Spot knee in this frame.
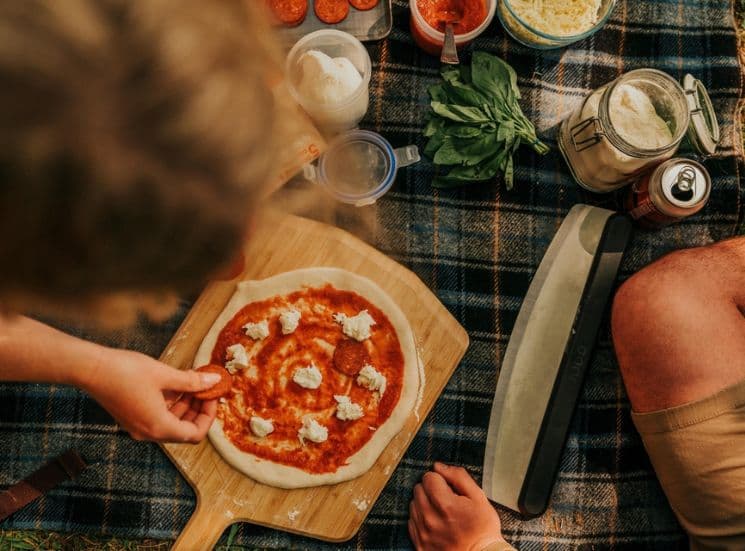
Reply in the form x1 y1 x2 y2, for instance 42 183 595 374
611 240 745 409
612 247 700 349
611 246 708 384
612 239 744 344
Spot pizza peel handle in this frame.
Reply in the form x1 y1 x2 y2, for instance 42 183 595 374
171 500 229 551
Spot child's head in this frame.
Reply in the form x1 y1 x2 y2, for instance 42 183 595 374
0 0 281 323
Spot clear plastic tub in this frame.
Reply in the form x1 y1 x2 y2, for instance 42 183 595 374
304 130 420 206
410 0 497 56
498 0 616 49
286 30 372 133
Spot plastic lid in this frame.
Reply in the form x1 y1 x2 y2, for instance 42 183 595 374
316 130 397 207
683 74 720 156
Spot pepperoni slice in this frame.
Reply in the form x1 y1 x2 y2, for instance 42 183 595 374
266 0 308 27
192 364 232 400
349 0 379 11
333 339 370 376
314 0 350 24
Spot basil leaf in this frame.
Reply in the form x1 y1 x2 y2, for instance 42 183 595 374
471 51 518 102
443 81 490 109
441 66 461 84
428 83 449 103
433 139 468 165
431 102 491 123
424 132 445 158
448 163 500 181
452 134 500 166
497 120 515 144
504 156 515 190
424 117 445 137
443 125 482 138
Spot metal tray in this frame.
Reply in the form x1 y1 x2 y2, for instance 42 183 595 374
277 0 393 44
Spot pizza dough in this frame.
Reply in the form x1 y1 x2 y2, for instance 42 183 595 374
194 267 419 488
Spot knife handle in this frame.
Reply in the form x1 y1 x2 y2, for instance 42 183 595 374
518 214 633 517
0 450 88 522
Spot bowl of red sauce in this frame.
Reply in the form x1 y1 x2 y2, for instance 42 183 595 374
411 0 496 56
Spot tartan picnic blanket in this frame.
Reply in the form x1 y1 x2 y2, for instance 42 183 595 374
1 0 744 549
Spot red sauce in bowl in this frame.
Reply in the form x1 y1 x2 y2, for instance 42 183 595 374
417 0 487 34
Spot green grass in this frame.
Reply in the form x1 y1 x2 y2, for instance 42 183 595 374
0 531 170 551
0 525 262 551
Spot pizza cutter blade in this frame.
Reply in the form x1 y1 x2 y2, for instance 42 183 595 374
482 204 632 516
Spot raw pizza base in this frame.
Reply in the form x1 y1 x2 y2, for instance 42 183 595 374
194 267 420 488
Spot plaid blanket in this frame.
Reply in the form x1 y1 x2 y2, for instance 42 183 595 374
1 0 743 549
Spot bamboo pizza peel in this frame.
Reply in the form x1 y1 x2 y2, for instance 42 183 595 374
160 212 469 549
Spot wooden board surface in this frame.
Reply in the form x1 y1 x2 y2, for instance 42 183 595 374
160 213 469 550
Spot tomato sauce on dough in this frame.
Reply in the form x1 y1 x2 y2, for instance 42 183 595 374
213 285 405 474
417 0 487 34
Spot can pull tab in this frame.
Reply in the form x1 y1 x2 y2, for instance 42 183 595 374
393 145 421 168
670 166 696 202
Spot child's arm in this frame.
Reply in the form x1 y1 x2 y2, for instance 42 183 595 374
0 315 220 442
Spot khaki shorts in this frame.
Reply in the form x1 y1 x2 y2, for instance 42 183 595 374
632 379 745 551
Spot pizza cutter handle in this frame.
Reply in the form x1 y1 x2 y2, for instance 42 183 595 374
172 500 230 551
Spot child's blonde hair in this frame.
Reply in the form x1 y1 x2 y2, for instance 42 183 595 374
0 0 282 324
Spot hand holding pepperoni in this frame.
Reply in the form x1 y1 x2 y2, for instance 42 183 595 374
193 364 232 400
82 349 221 443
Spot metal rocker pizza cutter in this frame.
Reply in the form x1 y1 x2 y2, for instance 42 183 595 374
482 204 633 516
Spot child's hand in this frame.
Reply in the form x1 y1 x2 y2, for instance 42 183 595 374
409 463 506 551
82 349 221 443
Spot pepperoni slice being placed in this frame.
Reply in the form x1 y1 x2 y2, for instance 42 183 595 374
192 364 232 400
266 0 308 27
333 338 371 376
349 0 379 11
314 0 350 24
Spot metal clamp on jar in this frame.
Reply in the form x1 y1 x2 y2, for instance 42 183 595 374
558 69 720 193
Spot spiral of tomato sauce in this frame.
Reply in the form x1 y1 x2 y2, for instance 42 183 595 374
212 285 405 474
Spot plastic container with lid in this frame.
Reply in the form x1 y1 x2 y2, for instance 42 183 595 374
286 30 372 133
558 69 720 193
410 0 496 57
304 130 420 206
498 0 616 49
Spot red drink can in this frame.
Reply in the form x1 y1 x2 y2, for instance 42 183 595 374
624 158 711 229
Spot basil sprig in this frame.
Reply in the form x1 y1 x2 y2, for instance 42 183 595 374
424 51 549 190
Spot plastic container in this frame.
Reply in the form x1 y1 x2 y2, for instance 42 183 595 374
304 130 420 206
498 0 616 49
286 30 372 133
410 0 497 56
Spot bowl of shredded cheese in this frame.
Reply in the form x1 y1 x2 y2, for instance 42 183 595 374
498 0 616 49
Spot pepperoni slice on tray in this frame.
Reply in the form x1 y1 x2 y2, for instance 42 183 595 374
266 0 308 27
333 338 371 376
349 0 379 10
192 364 232 400
314 0 350 24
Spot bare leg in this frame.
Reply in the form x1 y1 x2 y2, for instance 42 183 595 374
612 238 745 413
612 238 745 549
